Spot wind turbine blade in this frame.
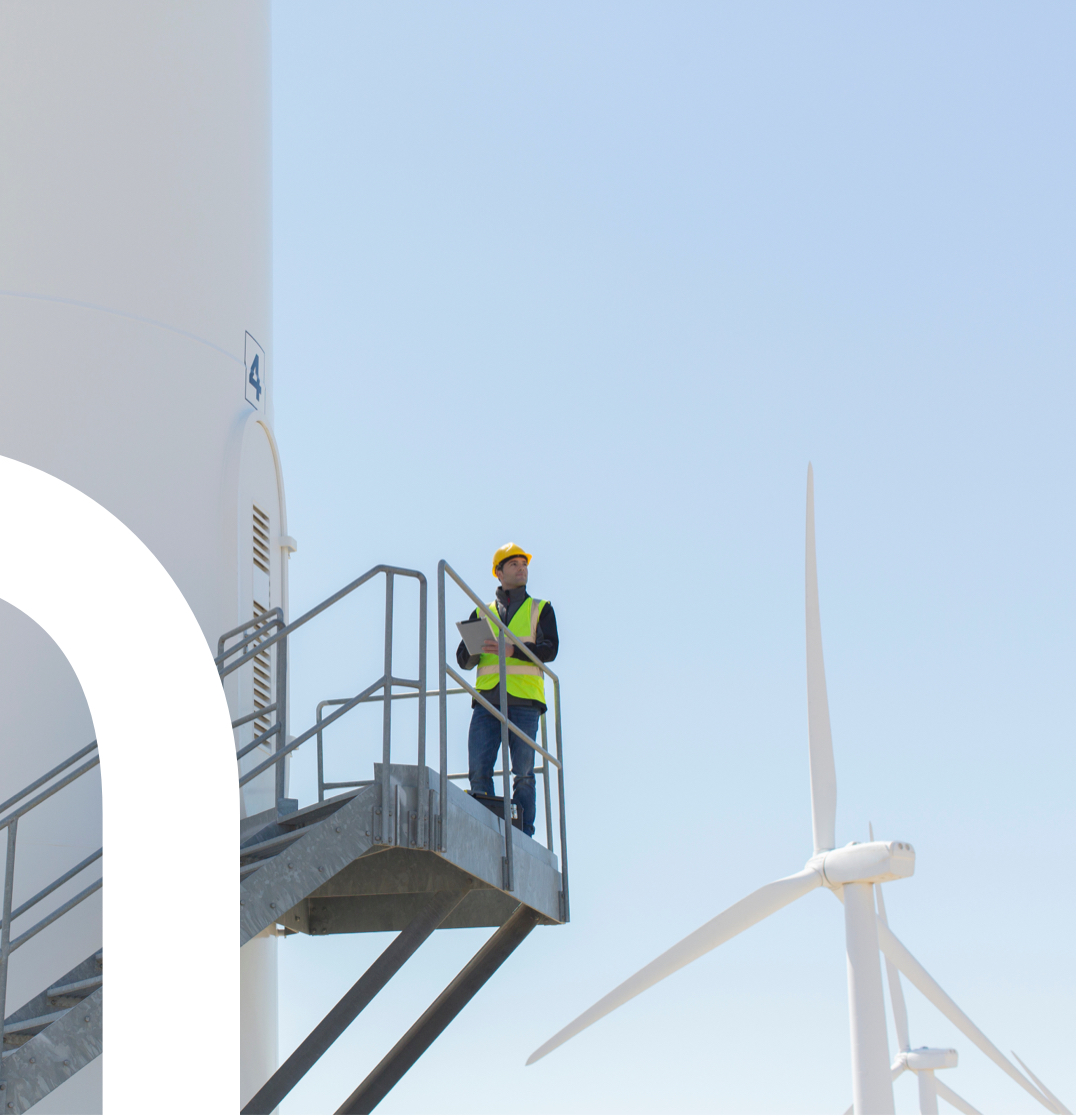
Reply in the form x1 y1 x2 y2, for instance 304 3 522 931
526 867 822 1065
874 881 911 1052
933 1078 982 1116
875 922 1060 1114
805 463 837 854
1012 1051 1072 1115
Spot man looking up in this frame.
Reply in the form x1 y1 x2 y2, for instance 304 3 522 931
456 543 559 838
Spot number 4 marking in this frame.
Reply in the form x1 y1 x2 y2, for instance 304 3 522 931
248 354 262 401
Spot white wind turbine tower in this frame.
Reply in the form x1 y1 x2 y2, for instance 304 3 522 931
842 843 977 1116
528 466 1067 1116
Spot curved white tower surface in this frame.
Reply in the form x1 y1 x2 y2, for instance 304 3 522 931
0 4 281 1110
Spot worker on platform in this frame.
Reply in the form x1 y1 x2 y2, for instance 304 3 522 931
456 543 559 838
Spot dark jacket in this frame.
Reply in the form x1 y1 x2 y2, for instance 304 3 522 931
456 586 559 712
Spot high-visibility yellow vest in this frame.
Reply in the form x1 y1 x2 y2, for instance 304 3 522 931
475 597 546 705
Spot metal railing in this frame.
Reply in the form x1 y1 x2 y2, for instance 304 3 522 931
219 559 569 920
437 561 569 918
218 606 288 802
217 565 429 846
0 741 103 1039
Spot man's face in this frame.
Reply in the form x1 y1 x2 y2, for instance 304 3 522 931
497 556 529 589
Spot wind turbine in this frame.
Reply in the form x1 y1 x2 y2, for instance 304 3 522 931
840 853 980 1116
856 858 1069 1116
527 466 1065 1116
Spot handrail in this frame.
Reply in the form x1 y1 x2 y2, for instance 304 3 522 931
0 755 102 833
219 607 289 803
217 564 425 676
437 560 569 920
216 606 283 660
221 564 428 848
442 666 559 767
221 558 568 921
0 742 103 1044
216 608 284 677
0 740 99 818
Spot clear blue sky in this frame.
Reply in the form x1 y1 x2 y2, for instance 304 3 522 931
270 4 1074 1113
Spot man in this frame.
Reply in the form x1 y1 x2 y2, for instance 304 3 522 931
456 542 559 838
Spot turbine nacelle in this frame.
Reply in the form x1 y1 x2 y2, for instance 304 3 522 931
809 840 916 888
901 1047 958 1072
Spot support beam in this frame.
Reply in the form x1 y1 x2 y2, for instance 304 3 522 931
241 890 468 1115
336 904 541 1115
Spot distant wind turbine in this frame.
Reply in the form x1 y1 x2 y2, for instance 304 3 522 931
528 466 1066 1116
839 839 980 1116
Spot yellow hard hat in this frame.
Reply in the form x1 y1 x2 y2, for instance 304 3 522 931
492 542 532 577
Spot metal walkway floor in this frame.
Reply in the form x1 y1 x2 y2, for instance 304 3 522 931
241 763 563 945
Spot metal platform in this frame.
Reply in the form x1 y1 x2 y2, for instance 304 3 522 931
245 763 562 940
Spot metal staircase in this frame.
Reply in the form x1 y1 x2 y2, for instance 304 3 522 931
0 558 569 1115
1 744 103 1115
225 561 569 1114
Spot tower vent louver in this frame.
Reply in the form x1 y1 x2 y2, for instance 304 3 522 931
253 504 271 574
252 503 273 743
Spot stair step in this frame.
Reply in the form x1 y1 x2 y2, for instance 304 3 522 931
47 975 102 998
3 1009 67 1036
275 792 357 831
240 829 305 862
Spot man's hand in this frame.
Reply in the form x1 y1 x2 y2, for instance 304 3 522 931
481 639 501 654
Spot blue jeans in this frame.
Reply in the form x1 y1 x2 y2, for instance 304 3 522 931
468 703 540 837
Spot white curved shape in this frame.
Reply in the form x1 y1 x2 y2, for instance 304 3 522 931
805 464 837 854
526 867 822 1065
876 922 1059 1114
0 457 236 1113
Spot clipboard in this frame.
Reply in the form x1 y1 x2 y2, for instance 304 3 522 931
456 618 492 656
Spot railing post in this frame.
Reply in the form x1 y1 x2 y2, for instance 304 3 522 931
0 819 18 1043
381 572 394 844
553 679 569 921
437 562 449 853
316 704 326 804
275 615 288 808
540 715 554 851
416 575 428 850
498 627 513 892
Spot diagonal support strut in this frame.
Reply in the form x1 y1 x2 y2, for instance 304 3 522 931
241 889 469 1116
336 903 541 1115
